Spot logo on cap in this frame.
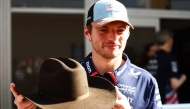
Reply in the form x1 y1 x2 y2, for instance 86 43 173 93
87 16 91 21
106 4 118 12
97 20 107 26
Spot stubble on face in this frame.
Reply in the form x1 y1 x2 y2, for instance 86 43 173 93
92 40 121 59
90 23 129 59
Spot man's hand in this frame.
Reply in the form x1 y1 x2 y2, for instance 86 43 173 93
112 86 131 109
10 83 36 109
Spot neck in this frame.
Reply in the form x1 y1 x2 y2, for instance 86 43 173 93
158 45 170 53
91 53 125 75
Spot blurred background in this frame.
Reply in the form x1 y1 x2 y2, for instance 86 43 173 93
1 0 190 108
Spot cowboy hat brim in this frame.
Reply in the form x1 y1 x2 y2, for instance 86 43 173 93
16 76 116 109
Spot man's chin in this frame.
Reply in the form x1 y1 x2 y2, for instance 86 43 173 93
101 53 121 59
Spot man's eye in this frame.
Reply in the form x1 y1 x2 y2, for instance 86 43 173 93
100 29 108 32
117 29 124 33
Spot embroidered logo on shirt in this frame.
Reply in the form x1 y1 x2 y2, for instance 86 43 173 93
116 64 127 76
128 69 141 78
117 83 136 96
171 61 178 73
86 61 91 73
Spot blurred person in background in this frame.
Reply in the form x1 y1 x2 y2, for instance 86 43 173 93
138 42 157 68
145 30 187 104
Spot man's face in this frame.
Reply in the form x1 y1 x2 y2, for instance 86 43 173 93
168 37 173 52
147 45 157 58
89 21 130 59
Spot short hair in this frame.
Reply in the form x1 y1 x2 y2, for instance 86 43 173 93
87 24 92 34
154 30 173 45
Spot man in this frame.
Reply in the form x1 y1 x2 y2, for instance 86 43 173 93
10 0 162 108
138 42 157 68
145 30 187 104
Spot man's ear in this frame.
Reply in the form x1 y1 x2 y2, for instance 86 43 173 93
165 38 171 44
84 26 91 41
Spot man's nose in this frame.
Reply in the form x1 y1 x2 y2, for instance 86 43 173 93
108 30 118 40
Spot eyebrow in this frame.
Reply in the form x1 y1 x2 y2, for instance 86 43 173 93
100 25 127 29
118 25 127 28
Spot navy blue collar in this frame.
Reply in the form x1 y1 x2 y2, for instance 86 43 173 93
81 53 129 84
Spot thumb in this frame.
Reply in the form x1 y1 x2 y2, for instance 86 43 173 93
10 83 20 98
115 86 127 100
114 86 131 109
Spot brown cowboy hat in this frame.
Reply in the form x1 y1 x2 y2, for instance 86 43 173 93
15 57 116 109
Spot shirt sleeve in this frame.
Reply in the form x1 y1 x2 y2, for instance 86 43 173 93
147 78 163 109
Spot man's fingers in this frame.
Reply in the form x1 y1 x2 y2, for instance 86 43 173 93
10 83 20 97
28 104 37 109
10 83 35 109
14 95 35 109
18 100 36 109
114 86 131 109
115 86 127 100
14 95 25 105
23 102 37 109
15 96 35 109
